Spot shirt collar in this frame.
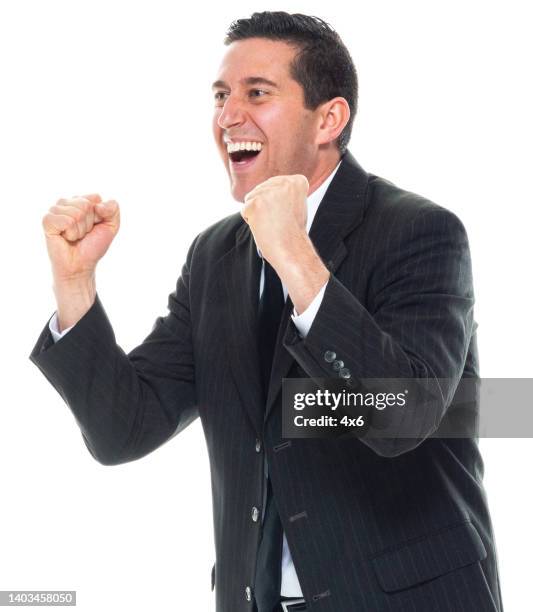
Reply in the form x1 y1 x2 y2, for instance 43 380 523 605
256 159 342 258
305 159 342 234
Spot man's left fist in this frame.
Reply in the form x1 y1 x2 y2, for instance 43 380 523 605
241 174 309 266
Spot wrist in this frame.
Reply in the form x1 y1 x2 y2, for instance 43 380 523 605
269 229 312 270
274 244 330 315
53 275 96 332
53 273 95 297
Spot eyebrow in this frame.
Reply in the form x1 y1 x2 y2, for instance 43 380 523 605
211 76 279 90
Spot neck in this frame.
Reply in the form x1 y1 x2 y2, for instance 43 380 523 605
307 151 342 196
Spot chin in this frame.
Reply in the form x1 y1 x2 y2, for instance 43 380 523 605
228 179 244 203
229 177 255 203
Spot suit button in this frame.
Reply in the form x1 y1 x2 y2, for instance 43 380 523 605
324 350 336 363
255 439 262 453
251 506 259 522
245 586 252 601
339 367 351 379
332 359 344 371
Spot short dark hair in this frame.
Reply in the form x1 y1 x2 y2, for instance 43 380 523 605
224 11 358 154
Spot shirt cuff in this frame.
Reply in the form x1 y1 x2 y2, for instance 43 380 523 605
290 281 327 338
49 312 74 343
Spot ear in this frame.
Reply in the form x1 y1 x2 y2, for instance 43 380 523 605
315 97 351 146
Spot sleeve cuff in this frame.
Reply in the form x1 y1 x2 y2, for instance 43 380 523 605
290 281 327 338
49 312 74 343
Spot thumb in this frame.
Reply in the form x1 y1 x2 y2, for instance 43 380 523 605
95 200 119 219
95 200 120 230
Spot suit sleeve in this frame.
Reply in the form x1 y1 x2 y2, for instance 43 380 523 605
282 208 475 457
29 237 199 466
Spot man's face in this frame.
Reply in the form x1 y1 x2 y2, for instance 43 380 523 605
212 38 321 202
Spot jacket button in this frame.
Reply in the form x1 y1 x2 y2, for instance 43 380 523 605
339 367 351 379
251 506 260 522
255 439 262 453
245 586 252 601
332 359 344 371
324 350 336 363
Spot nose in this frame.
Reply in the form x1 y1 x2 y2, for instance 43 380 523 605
217 94 246 130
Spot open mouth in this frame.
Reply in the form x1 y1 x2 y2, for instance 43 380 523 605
227 141 263 168
229 149 261 163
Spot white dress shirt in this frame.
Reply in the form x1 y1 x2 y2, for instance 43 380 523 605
48 160 341 597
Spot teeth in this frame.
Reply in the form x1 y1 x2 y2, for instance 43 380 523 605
226 141 262 154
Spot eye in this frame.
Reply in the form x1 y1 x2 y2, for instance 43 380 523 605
250 89 267 98
214 91 229 105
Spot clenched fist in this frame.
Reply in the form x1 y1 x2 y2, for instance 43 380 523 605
42 193 120 331
43 193 120 283
241 174 330 316
241 174 309 267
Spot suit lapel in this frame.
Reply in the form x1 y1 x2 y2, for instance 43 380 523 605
264 152 370 422
218 222 265 434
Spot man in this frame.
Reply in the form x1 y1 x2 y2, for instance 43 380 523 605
30 11 502 612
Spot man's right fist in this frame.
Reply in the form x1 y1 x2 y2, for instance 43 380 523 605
42 193 120 282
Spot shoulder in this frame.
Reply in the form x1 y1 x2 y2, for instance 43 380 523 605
365 173 468 241
185 211 244 267
197 211 243 250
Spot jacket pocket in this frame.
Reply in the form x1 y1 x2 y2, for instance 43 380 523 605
371 520 487 593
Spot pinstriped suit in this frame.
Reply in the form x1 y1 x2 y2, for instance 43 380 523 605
30 152 502 611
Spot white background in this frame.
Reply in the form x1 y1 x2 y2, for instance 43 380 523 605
1 1 531 610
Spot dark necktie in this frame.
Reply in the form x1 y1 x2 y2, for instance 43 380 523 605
258 259 285 394
255 258 285 612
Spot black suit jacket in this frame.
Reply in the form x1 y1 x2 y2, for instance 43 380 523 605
30 152 502 611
